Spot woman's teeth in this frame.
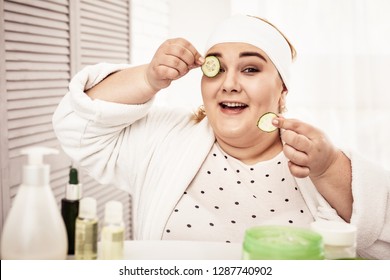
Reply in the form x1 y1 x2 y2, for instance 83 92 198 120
220 102 248 109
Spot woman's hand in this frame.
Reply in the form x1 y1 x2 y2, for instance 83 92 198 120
146 38 204 91
273 116 353 221
272 116 339 179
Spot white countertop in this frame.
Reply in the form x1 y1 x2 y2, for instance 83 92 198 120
99 240 243 260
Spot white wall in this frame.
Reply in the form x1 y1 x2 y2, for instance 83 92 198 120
131 0 170 64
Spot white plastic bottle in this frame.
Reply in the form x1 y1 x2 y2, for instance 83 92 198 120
310 220 357 259
75 197 98 260
101 201 125 260
1 147 68 259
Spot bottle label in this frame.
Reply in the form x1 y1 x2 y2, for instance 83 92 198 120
75 220 98 260
101 227 124 260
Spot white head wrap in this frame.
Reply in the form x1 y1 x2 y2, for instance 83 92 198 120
204 15 292 90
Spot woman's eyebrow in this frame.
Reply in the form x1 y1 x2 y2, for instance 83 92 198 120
239 51 268 63
206 52 222 58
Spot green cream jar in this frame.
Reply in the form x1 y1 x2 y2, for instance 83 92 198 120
243 226 325 260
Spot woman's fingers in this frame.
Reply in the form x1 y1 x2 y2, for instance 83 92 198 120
147 38 203 90
287 161 310 178
283 143 309 167
273 116 337 178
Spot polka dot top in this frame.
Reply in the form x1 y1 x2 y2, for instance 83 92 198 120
162 142 314 243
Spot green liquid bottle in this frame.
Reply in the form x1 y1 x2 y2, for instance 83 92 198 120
242 225 324 260
75 197 98 260
101 201 125 260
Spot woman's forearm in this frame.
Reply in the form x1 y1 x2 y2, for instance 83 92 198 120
86 64 157 104
310 150 353 222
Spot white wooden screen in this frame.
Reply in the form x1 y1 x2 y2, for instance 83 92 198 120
0 0 135 240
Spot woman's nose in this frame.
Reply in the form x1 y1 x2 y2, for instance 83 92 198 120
222 71 241 93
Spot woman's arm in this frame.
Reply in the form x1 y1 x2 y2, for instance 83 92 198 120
86 38 204 104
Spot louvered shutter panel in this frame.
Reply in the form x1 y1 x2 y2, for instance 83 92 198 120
1 0 132 240
3 0 73 222
79 0 131 66
77 0 132 239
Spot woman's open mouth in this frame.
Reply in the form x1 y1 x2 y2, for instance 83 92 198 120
219 102 248 113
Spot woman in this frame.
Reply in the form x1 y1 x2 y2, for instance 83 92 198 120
53 15 390 259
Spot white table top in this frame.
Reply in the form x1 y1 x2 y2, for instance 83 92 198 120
100 240 243 260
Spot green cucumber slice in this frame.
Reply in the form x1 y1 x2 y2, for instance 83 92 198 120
201 56 220 77
257 112 278 132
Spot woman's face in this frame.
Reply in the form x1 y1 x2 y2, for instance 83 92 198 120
201 42 285 147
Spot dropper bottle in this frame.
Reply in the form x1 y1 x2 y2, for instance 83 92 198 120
75 197 98 260
101 200 125 259
1 146 68 259
61 166 82 255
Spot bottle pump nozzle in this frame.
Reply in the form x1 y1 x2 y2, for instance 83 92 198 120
20 146 59 186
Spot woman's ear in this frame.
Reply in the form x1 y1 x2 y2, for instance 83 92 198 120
279 88 288 113
282 84 288 95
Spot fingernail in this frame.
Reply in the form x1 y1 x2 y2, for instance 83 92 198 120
272 118 279 125
198 56 205 64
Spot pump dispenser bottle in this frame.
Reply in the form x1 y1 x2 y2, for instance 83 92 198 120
101 200 125 259
75 197 98 260
1 146 68 259
61 167 82 255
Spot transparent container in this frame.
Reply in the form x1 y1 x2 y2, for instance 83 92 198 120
310 220 357 260
242 226 324 260
101 201 125 260
75 197 98 260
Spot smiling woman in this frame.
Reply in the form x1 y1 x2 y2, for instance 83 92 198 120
52 14 390 259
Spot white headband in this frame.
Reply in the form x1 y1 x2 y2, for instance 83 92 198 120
204 15 292 90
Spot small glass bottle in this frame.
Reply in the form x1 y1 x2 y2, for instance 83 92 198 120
101 201 125 260
242 225 324 260
310 220 357 259
75 197 98 260
61 167 82 255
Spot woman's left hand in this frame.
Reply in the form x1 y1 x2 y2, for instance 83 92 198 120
272 116 340 179
272 116 353 221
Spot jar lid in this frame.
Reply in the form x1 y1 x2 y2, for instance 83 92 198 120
243 225 324 260
310 220 356 246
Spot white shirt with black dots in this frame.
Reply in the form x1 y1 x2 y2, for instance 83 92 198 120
162 142 314 243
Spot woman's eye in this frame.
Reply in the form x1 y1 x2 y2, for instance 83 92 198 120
243 67 259 73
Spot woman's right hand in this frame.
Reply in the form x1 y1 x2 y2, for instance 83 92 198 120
145 38 204 91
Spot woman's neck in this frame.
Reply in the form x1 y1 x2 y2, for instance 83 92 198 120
215 133 283 165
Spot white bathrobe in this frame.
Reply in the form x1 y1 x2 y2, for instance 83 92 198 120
52 63 390 259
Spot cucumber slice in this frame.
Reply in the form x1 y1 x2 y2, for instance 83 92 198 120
257 112 278 132
201 56 220 77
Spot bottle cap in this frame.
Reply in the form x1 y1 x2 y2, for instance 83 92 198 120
65 167 82 200
79 197 97 220
310 220 357 246
20 146 58 186
69 167 79 184
104 201 123 224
